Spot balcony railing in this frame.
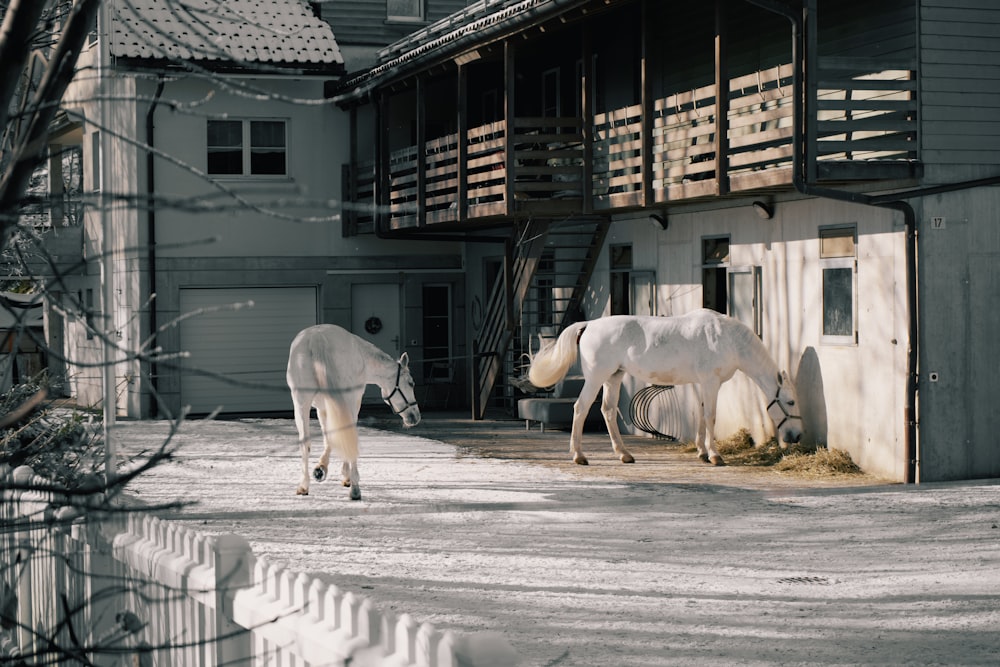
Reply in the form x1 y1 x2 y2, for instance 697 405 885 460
348 61 917 233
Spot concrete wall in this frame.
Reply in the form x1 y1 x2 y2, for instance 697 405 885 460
914 185 1000 481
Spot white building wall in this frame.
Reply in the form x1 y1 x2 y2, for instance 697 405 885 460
606 198 911 480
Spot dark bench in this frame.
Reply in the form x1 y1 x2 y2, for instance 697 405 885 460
517 375 606 432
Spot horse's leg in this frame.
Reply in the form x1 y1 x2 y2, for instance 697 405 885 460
319 394 362 500
693 385 709 462
601 372 634 463
340 426 361 501
569 378 604 465
292 392 312 495
312 401 331 483
700 380 725 466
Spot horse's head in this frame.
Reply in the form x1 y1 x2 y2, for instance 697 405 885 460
768 371 802 447
383 352 421 427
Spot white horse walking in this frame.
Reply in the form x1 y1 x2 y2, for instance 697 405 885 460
527 309 802 466
286 324 421 500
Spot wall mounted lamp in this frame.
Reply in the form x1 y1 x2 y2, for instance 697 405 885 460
649 213 668 230
752 201 774 220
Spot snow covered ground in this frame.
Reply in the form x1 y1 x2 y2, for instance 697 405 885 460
114 417 1000 666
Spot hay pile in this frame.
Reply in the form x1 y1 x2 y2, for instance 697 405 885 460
684 428 862 477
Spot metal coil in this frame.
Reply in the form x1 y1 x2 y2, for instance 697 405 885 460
629 385 681 441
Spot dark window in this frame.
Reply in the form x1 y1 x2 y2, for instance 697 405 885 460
536 249 555 326
422 285 450 380
207 120 242 175
250 121 286 175
610 244 633 315
207 119 287 176
387 0 422 20
823 268 853 337
90 131 101 192
701 236 730 314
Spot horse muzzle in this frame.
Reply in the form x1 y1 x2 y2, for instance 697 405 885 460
781 428 802 446
401 407 421 428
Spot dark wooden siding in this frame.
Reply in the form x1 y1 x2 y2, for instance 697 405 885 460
318 0 472 47
921 0 1000 165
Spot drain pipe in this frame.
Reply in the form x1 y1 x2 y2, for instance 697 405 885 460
145 76 165 417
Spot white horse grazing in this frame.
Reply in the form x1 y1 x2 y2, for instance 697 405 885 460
286 324 421 500
527 309 802 466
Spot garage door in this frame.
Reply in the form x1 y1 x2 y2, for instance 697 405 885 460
179 287 317 414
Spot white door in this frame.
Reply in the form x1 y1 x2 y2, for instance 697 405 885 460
351 284 401 404
179 287 317 414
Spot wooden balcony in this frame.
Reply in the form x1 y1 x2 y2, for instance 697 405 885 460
347 60 918 234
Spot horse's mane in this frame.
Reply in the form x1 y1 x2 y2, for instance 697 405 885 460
350 334 396 368
721 315 780 382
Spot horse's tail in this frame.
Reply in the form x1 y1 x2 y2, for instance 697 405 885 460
310 354 361 461
528 321 587 388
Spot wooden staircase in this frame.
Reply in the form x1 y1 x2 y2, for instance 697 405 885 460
472 216 610 419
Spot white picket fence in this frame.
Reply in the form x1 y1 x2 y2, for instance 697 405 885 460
0 464 514 666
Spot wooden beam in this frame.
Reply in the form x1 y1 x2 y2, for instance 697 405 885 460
375 91 389 233
641 0 654 207
806 0 819 184
714 0 730 196
416 76 426 227
504 40 515 217
582 21 593 215
457 64 469 222
344 106 358 236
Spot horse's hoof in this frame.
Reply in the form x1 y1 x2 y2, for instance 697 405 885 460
296 487 309 496
349 487 361 501
620 452 635 464
573 454 589 465
342 479 352 487
699 453 710 463
709 455 726 466
313 465 327 482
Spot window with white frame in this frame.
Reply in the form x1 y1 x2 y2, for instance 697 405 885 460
207 119 287 176
387 0 423 21
820 225 857 344
729 266 761 336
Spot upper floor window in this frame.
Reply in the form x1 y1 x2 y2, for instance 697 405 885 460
387 0 423 21
207 119 287 176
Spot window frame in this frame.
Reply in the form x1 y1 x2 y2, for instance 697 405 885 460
701 234 730 314
819 225 858 346
206 118 289 178
728 265 762 337
386 0 424 23
630 270 657 316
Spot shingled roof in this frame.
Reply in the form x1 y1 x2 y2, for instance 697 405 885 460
110 0 344 73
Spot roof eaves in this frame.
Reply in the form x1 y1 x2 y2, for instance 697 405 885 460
332 0 590 104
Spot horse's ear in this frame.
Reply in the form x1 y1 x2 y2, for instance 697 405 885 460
777 371 783 386
399 352 409 368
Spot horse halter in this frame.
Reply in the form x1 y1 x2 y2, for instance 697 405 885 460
766 384 801 431
383 362 419 415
